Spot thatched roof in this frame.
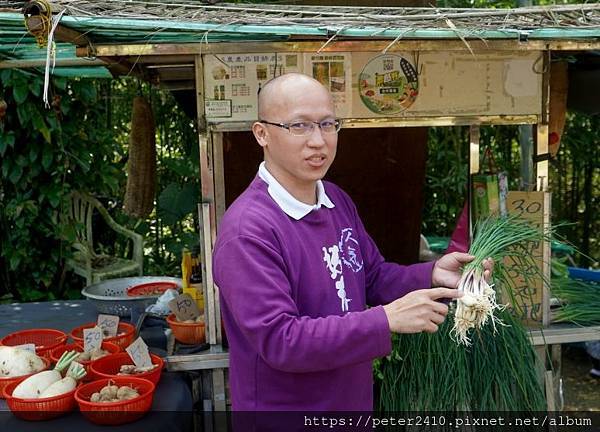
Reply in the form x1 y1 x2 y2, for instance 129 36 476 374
5 1 600 29
3 1 600 40
0 2 599 80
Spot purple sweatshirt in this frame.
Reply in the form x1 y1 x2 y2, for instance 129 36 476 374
213 176 434 411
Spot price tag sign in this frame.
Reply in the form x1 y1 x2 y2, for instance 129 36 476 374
168 293 201 321
83 326 103 352
97 314 120 337
126 337 152 368
504 191 547 324
16 344 36 353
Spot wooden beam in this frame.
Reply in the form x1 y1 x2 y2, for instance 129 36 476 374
208 115 539 132
77 40 555 58
529 324 600 346
0 58 106 69
153 66 195 82
165 352 229 371
25 16 152 81
159 80 195 91
84 40 600 57
96 56 153 81
125 55 196 65
26 15 89 46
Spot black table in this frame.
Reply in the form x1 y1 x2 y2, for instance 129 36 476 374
0 300 195 431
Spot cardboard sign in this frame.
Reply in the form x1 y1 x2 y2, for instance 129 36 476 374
126 337 152 368
168 293 201 322
97 314 120 337
504 191 548 324
15 344 36 353
83 326 103 352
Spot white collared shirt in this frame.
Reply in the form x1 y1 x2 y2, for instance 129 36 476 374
258 161 335 220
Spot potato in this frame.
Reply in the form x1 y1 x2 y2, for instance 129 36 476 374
99 384 119 400
116 385 139 400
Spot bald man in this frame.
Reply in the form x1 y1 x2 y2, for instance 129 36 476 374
213 73 488 411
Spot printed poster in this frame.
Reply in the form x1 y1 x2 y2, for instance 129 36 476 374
303 52 352 118
357 54 419 115
204 53 301 122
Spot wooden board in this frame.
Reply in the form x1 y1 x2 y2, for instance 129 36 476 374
203 51 543 122
504 191 550 325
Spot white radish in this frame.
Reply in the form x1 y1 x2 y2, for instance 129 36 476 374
11 350 81 399
12 369 62 398
39 376 77 398
0 346 45 377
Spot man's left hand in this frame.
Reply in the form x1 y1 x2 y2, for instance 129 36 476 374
431 252 494 289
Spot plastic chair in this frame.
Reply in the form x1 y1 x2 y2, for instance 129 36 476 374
64 192 143 286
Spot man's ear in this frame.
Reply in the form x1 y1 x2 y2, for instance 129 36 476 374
252 122 268 148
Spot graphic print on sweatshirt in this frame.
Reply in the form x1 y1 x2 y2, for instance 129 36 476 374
322 228 364 312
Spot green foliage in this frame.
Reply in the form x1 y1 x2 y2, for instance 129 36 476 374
0 73 199 301
422 125 520 236
423 120 597 268
158 183 198 226
0 70 124 300
422 127 469 235
550 113 599 268
103 79 200 277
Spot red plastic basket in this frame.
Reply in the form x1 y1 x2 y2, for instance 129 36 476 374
2 377 78 421
89 352 163 385
50 342 120 381
166 314 206 345
0 357 51 400
127 281 178 297
70 322 135 351
74 377 155 426
0 329 68 361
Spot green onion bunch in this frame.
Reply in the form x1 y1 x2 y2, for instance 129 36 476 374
552 273 600 326
377 309 546 415
453 214 553 345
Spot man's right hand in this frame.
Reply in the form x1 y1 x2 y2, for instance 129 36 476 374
382 288 462 334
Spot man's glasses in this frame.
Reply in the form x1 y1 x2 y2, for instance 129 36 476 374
259 119 342 136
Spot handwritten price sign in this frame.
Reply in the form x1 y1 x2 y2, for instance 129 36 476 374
97 314 120 337
168 293 201 321
504 191 548 325
126 337 152 368
83 326 103 352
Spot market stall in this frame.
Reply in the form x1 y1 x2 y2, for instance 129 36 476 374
0 297 195 430
1 0 599 419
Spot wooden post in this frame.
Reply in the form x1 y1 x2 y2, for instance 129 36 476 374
468 124 480 238
469 125 480 175
195 53 228 412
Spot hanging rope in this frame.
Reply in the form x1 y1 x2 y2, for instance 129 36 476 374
23 0 52 48
42 9 66 109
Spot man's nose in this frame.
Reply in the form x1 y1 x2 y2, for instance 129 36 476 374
307 124 326 147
